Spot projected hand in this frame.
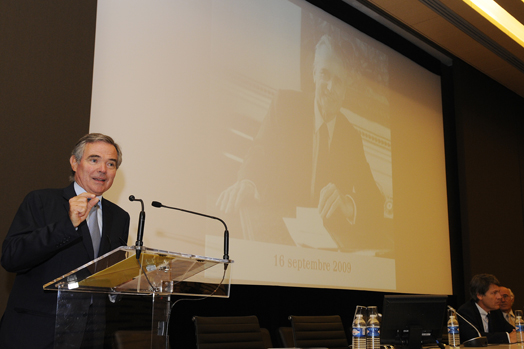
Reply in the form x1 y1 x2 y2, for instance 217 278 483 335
216 180 257 214
318 183 354 220
69 192 99 228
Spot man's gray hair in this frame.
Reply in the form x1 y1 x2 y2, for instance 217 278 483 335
69 133 122 181
313 34 352 78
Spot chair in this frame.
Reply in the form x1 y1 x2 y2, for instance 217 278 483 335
113 330 152 349
278 326 294 347
289 315 349 349
260 327 274 348
193 315 268 349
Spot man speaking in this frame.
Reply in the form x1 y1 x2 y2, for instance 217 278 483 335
0 133 130 348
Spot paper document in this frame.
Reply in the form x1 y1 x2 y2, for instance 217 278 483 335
283 207 338 249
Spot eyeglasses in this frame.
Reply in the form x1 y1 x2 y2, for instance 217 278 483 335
501 294 513 299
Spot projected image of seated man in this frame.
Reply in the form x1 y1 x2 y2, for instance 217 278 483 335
216 34 389 253
458 273 516 344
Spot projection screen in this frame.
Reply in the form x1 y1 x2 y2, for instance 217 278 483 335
90 0 452 295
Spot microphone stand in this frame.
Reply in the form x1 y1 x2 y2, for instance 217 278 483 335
129 195 146 260
151 201 230 264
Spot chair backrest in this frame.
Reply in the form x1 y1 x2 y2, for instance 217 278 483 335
193 315 267 349
289 315 349 349
260 327 274 348
113 330 152 349
278 326 294 347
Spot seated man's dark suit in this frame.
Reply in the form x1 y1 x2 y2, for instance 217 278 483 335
238 89 388 251
0 183 130 348
457 299 515 344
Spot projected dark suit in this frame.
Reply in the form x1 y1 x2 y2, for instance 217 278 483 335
0 183 130 348
237 89 386 250
457 299 515 344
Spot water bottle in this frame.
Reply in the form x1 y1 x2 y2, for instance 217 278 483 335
515 310 524 343
366 306 380 349
447 309 460 347
352 313 367 349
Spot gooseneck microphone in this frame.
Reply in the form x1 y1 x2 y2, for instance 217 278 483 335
448 305 488 347
151 201 230 263
129 195 146 259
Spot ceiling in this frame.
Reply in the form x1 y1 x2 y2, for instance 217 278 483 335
343 0 524 99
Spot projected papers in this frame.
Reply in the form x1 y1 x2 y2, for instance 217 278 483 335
283 207 338 250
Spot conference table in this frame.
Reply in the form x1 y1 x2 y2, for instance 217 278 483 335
267 343 524 349
423 345 524 349
268 345 524 349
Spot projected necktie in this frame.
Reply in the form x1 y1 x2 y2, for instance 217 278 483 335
313 122 330 202
88 205 101 258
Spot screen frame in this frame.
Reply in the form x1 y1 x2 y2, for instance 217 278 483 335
89 0 452 295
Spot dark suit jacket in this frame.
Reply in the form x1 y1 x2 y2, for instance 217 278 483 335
238 90 387 250
457 299 515 344
0 183 130 348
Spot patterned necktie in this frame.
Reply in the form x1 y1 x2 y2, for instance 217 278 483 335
88 205 101 257
313 122 330 202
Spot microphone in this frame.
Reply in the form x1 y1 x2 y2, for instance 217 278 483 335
448 305 488 347
129 195 146 259
151 201 230 264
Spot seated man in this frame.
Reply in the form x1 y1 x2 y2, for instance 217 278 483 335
458 274 516 344
499 286 516 326
215 34 387 252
